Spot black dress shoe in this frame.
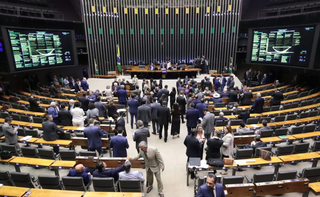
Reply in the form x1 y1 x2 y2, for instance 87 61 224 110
164 139 167 142
159 136 162 139
152 132 156 135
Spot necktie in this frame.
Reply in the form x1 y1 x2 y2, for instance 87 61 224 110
212 188 215 197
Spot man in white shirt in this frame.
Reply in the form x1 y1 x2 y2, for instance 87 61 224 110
70 102 85 127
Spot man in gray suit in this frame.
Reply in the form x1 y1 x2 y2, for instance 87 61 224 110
94 97 106 117
133 120 150 153
42 115 65 141
150 98 160 135
137 99 151 127
2 117 19 150
201 108 215 139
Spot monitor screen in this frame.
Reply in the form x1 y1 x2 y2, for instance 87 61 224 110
5 28 76 71
249 26 316 67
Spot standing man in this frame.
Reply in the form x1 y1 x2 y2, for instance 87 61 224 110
150 98 161 135
117 85 128 107
201 108 215 139
94 97 107 117
109 126 129 157
114 114 127 137
206 130 223 160
186 103 199 135
81 77 89 91
84 119 106 156
177 91 186 123
137 99 151 128
42 115 64 141
130 141 165 197
87 91 96 103
49 82 59 98
197 173 225 197
78 93 89 111
157 101 171 142
128 94 139 129
3 117 19 151
251 93 265 113
28 93 41 112
272 89 284 106
195 99 207 118
58 103 72 126
133 120 150 153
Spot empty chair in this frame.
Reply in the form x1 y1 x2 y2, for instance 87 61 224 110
290 126 304 135
286 114 297 121
223 176 244 185
252 172 274 183
20 115 30 122
293 142 310 154
38 175 63 189
304 124 316 133
283 104 292 110
234 148 253 159
274 128 288 136
276 145 294 156
259 117 271 123
270 106 280 111
38 148 56 159
229 119 243 126
291 102 299 108
62 176 90 191
246 118 259 124
25 129 39 137
79 151 97 157
118 179 143 192
11 114 20 121
1 144 19 156
299 91 308 98
21 147 38 158
33 117 43 123
254 147 272 158
92 177 116 192
59 150 77 161
11 172 36 188
215 103 225 108
299 167 320 183
276 170 297 181
17 128 26 136
260 129 273 138
311 141 320 152
309 110 319 117
18 105 28 110
215 120 228 127
286 94 298 100
75 133 85 137
262 106 270 112
0 171 13 186
1 112 10 119
222 110 232 115
300 101 309 107
299 112 309 119
274 115 286 122
314 97 320 104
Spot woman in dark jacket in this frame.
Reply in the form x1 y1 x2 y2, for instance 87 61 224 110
171 103 181 138
169 87 176 109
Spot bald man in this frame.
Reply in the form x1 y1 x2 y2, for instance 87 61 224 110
67 164 93 185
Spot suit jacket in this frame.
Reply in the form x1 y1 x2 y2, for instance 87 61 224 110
67 167 92 185
42 120 63 141
251 97 264 113
117 88 127 104
58 109 72 126
184 135 202 158
95 101 107 117
240 92 253 105
49 85 58 97
272 91 284 106
252 141 267 150
92 165 124 182
128 98 139 114
228 80 234 89
196 103 207 118
206 137 223 159
3 123 18 145
157 106 171 125
151 102 161 120
74 83 81 92
28 98 41 112
177 96 186 114
81 80 89 91
229 91 238 102
186 108 200 128
202 112 215 135
109 134 129 157
215 116 228 124
204 81 212 90
238 111 250 124
197 183 225 197
137 105 151 123
115 118 127 136
84 125 104 149
133 146 164 173
78 97 89 111
133 127 150 151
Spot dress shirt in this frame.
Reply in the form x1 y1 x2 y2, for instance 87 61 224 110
71 107 85 122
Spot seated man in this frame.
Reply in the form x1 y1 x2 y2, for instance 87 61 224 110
92 161 124 182
236 122 251 135
197 173 224 197
244 136 267 152
214 112 228 124
238 108 250 124
67 164 93 185
119 160 144 185
255 119 271 135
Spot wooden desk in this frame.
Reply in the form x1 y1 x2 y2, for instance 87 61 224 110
250 83 273 90
71 137 110 148
34 138 72 147
0 185 29 196
27 122 43 129
17 99 50 107
126 68 201 79
234 135 255 145
84 192 143 197
1 136 39 143
75 157 145 169
279 152 320 167
7 108 46 117
252 85 289 94
27 188 84 197
225 183 255 197
50 160 76 176
262 90 299 99
100 124 115 132
9 157 55 172
254 178 309 196
261 135 296 144
225 157 283 176
63 126 85 131
292 131 320 141
309 182 320 195
113 193 143 197
282 92 320 104
20 91 70 102
0 156 16 164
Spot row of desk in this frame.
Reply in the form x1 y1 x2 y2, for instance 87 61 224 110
0 186 142 197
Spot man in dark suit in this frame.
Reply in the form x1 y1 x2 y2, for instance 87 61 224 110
261 73 267 85
214 78 221 91
81 77 89 91
238 108 250 124
133 120 150 153
49 82 59 98
113 113 127 137
58 103 72 126
84 119 106 156
272 89 284 106
227 76 235 90
186 103 199 135
92 161 124 182
214 112 228 124
78 93 89 111
74 79 81 92
177 91 186 123
137 99 151 128
109 126 129 157
28 93 41 112
204 78 212 91
149 63 155 70
117 85 128 107
150 98 160 134
197 173 225 197
157 101 171 142
195 99 207 118
244 136 267 153
220 74 227 90
94 97 106 117
206 130 223 160
128 94 139 129
251 93 264 113
184 128 203 161
228 88 238 103
240 89 253 106
42 115 64 141
67 164 92 186
176 77 181 90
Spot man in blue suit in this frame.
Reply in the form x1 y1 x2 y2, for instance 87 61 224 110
67 164 93 186
109 126 129 157
81 77 89 91
149 63 155 70
186 103 199 135
220 74 227 91
128 94 139 129
214 78 221 91
195 99 207 118
251 93 265 113
197 174 225 197
84 119 107 156
214 112 228 124
117 85 128 107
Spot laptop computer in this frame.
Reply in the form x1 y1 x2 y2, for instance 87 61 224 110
189 157 201 166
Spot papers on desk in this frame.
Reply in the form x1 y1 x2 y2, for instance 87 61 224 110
234 160 256 165
117 109 126 113
188 159 209 168
250 124 259 129
20 136 32 141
